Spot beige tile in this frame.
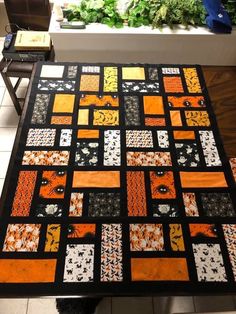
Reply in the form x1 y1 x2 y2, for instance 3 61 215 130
1 87 27 107
0 77 19 89
153 296 194 314
19 78 30 88
0 128 17 151
27 299 58 314
11 77 18 86
0 178 4 197
0 106 19 127
0 151 11 178
112 297 153 314
16 86 27 99
1 89 13 107
95 297 111 314
0 86 5 104
0 298 28 314
0 74 4 87
194 295 235 313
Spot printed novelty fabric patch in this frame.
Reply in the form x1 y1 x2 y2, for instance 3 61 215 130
0 62 235 297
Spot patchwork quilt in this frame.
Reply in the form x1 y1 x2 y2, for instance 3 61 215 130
0 62 235 296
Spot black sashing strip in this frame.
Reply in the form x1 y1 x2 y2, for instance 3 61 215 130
94 222 102 283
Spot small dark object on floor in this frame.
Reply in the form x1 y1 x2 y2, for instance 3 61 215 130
56 298 102 314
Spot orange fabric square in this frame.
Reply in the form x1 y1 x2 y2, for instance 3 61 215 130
77 129 99 138
180 172 228 188
150 171 176 199
170 110 182 126
0 259 56 283
173 130 195 140
53 94 75 113
143 96 164 115
80 75 100 92
163 76 184 93
131 258 189 281
72 171 120 188
39 171 67 199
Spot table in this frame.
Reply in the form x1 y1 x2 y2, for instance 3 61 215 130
0 62 236 297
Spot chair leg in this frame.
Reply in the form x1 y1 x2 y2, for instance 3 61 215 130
0 72 22 115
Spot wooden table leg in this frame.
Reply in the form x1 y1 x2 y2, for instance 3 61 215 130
0 71 22 115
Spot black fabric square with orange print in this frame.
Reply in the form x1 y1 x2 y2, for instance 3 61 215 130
0 62 235 297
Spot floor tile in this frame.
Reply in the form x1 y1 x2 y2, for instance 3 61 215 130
0 298 28 314
16 86 27 98
0 74 4 87
95 297 111 314
27 299 58 314
0 128 17 151
19 78 29 88
0 86 5 104
1 89 13 107
0 106 19 127
193 295 235 313
10 77 18 86
0 152 11 178
0 78 4 87
0 178 4 197
112 297 153 314
153 296 194 314
1 87 27 107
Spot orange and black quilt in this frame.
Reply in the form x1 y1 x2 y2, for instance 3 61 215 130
0 62 236 296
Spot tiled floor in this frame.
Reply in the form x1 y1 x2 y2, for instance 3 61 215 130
0 38 236 314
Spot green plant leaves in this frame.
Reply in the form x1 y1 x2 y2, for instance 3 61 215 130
64 0 235 29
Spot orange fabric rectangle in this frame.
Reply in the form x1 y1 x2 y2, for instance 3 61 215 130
11 171 37 216
0 259 56 283
79 95 119 107
77 129 99 138
145 117 166 126
51 116 72 125
127 171 147 216
180 172 228 188
131 258 189 281
143 96 164 115
77 109 89 125
169 224 185 251
173 130 195 140
170 111 182 126
73 171 120 188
